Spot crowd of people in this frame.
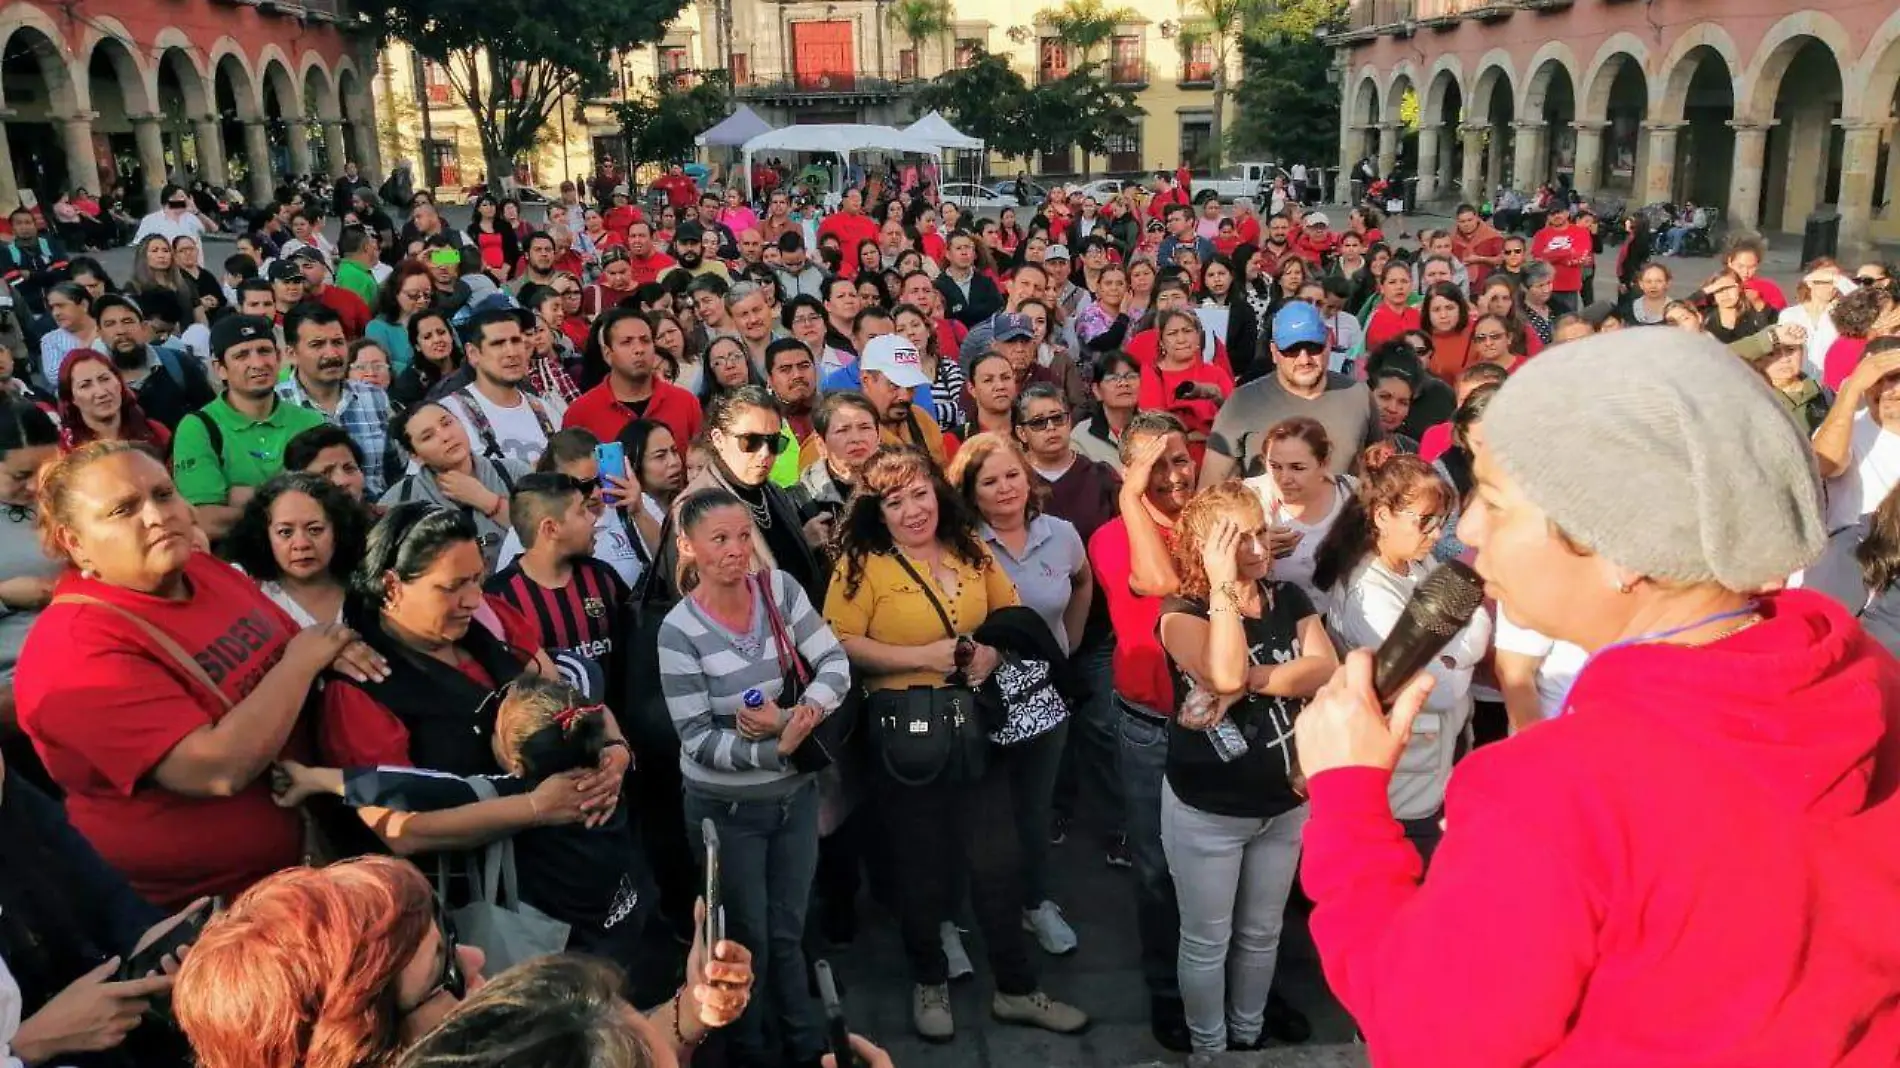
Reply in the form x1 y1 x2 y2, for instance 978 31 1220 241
0 157 1897 1068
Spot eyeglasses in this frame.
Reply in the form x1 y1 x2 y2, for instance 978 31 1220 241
1019 411 1070 431
167 200 189 209
399 900 466 1016
791 312 824 326
399 288 432 301
1280 342 1326 360
1397 509 1446 535
732 431 789 455
1101 370 1141 385
1503 247 1525 256
1857 275 1885 285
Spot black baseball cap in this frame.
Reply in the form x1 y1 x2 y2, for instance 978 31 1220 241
267 260 305 283
211 314 276 359
674 220 706 243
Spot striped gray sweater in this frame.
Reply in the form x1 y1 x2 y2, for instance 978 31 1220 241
657 568 852 800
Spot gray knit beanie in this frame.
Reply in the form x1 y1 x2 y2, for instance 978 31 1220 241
1483 331 1825 591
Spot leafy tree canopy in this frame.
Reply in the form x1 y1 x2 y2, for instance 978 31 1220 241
1228 0 1345 165
911 50 1039 158
613 73 734 168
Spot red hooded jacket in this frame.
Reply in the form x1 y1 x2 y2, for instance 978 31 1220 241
1303 589 1900 1066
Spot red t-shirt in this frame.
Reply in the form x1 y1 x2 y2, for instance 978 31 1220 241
1086 517 1177 715
603 205 645 236
1137 360 1234 465
1531 224 1592 293
560 316 591 352
1364 302 1423 351
1745 277 1789 313
1235 214 1261 247
655 174 699 212
562 378 703 454
1823 336 1869 391
475 230 507 271
317 284 372 339
16 554 307 908
1124 328 1234 379
819 213 880 278
318 599 539 768
626 251 677 288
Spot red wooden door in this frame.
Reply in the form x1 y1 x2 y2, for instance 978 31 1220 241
793 21 855 90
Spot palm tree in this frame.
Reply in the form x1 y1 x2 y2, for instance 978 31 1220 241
887 0 955 80
1177 0 1263 170
1037 0 1140 176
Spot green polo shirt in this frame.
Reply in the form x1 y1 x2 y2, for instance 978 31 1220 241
172 394 330 505
335 259 381 308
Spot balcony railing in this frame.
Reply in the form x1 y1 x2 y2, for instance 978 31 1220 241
736 71 916 100
1110 60 1149 86
1180 61 1214 85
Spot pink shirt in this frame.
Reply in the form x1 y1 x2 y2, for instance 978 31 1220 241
1823 336 1869 392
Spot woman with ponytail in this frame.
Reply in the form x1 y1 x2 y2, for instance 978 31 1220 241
1309 448 1490 864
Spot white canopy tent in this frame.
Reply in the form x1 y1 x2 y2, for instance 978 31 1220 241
740 123 943 202
903 111 988 190
696 106 775 149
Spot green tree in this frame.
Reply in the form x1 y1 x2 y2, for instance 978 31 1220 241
1228 0 1344 166
613 73 733 168
1175 0 1271 171
1035 0 1141 177
361 0 691 188
1037 0 1137 61
887 0 955 77
911 50 1039 159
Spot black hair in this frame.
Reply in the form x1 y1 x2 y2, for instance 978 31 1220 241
388 399 452 455
223 471 369 585
537 427 601 474
764 336 812 374
1422 282 1469 333
1093 349 1140 383
820 275 855 304
89 293 144 323
703 383 781 434
338 226 371 258
236 277 274 303
0 395 59 456
464 306 527 346
525 230 555 250
685 273 729 299
777 229 805 253
630 282 670 310
284 301 344 346
347 503 482 625
852 306 893 333
224 253 260 280
284 423 366 474
780 294 824 331
46 281 90 310
67 256 113 290
509 472 587 548
407 308 464 372
502 675 609 781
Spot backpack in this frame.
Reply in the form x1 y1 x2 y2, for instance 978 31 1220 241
453 387 556 464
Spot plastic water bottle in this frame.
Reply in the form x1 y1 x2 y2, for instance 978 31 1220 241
1206 718 1251 763
742 689 765 711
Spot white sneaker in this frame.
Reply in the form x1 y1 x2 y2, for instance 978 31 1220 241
1022 900 1079 955
941 921 975 980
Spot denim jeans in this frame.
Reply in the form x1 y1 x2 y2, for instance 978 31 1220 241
685 780 824 1065
1117 697 1181 1001
1001 719 1068 905
878 753 1037 994
1057 637 1125 838
1160 783 1309 1052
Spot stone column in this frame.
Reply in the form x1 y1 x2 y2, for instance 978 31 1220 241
286 119 312 179
242 119 275 205
1570 121 1608 199
1510 120 1549 191
322 121 349 177
355 122 384 186
1416 123 1442 203
1725 119 1776 234
130 114 168 209
0 115 18 212
57 112 101 194
1837 119 1889 259
1460 124 1486 201
1885 132 1900 221
1641 122 1684 205
192 116 228 186
1376 122 1400 181
1485 123 1506 192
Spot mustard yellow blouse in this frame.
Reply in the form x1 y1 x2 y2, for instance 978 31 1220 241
823 545 1020 692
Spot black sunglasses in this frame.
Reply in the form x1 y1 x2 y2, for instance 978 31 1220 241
733 431 788 455
398 900 465 1016
1018 411 1070 431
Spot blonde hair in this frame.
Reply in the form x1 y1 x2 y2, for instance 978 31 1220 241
1170 481 1268 602
35 439 156 564
945 432 1046 522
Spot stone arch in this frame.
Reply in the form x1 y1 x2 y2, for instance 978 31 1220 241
1655 23 1741 124
1518 41 1580 118
1470 49 1515 118
1741 11 1856 121
1385 62 1418 125
336 59 371 121
1423 55 1464 121
79 29 153 117
299 51 339 121
1580 33 1649 122
1352 69 1382 127
1860 11 1900 130
257 47 298 116
208 39 261 119
0 9 79 116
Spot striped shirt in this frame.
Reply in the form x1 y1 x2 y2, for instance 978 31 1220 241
485 557 629 700
657 568 851 801
275 376 399 497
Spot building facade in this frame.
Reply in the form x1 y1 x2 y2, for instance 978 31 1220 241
1330 0 1900 250
0 0 380 214
675 0 1237 176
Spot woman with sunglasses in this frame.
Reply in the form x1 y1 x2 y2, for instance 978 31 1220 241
1469 313 1527 372
1779 261 1844 379
1310 449 1490 864
392 309 466 410
369 262 434 377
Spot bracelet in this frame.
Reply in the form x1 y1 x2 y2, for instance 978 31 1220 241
671 985 702 1047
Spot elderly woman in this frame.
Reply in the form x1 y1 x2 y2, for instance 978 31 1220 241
15 441 383 909
1292 331 1898 1064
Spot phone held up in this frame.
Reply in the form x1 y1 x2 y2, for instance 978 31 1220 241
594 441 626 507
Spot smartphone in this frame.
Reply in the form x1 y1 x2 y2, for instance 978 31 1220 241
118 897 218 982
594 441 626 507
701 818 725 952
814 959 857 1067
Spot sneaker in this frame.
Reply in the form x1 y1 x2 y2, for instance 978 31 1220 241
1022 901 1079 955
1150 997 1192 1052
992 989 1089 1034
1050 815 1071 846
1264 990 1312 1044
1104 835 1134 869
912 983 954 1042
941 921 975 980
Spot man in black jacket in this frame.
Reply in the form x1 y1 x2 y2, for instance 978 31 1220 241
0 208 67 318
935 230 1003 328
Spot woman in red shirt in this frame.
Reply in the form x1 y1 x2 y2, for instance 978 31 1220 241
1421 283 1477 387
1138 309 1234 464
464 194 520 284
1363 262 1422 351
15 441 384 908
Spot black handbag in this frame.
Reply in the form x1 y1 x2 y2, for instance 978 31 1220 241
864 555 986 787
756 572 861 773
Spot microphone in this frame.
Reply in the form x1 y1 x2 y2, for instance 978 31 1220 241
1372 559 1484 703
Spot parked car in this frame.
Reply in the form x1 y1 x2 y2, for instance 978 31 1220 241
942 181 1019 210
1072 178 1131 201
459 182 553 205
1194 162 1285 202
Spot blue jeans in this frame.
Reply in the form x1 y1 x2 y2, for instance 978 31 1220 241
1057 637 1125 838
685 780 824 1065
1117 697 1181 1002
1661 225 1692 253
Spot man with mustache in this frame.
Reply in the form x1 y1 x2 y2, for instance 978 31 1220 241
171 313 329 537
95 294 216 431
442 304 562 470
672 220 731 282
275 303 399 496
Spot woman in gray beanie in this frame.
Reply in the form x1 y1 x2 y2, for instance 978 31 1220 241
1290 330 1900 1065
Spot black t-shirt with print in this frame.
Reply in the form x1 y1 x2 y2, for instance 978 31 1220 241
1161 580 1314 819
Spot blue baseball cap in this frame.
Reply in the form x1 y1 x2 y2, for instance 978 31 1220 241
1272 301 1328 350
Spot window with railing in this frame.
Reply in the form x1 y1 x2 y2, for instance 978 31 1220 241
1110 34 1145 84
955 37 983 67
899 48 919 80
1039 38 1070 85
1105 126 1141 171
660 46 691 73
730 53 750 86
1181 39 1214 84
417 60 453 106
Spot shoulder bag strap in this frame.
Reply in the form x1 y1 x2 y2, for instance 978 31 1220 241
889 553 958 640
456 387 505 461
463 775 511 904
754 572 809 687
51 593 234 711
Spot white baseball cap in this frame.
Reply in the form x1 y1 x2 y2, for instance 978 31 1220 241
860 333 930 389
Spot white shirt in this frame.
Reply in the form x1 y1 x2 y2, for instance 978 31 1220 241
1244 472 1354 606
1824 411 1900 532
259 580 345 629
2 952 30 1068
495 497 663 588
1325 310 1365 372
132 209 206 244
446 388 555 470
1291 164 1308 182
1492 604 1587 721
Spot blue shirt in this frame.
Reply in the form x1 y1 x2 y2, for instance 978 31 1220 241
821 361 936 415
275 376 399 497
